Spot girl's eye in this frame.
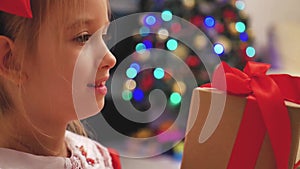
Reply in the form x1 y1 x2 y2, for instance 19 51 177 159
73 33 91 45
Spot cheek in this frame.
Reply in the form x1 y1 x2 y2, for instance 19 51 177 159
53 44 78 75
21 46 81 118
48 47 81 101
40 47 77 87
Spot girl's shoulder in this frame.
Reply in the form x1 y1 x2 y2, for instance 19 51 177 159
0 145 65 169
0 131 121 169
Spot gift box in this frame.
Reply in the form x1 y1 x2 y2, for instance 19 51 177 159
180 62 300 169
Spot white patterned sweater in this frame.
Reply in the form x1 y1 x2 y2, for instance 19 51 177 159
0 131 114 169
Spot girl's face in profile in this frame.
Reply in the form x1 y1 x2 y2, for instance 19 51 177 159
21 0 116 123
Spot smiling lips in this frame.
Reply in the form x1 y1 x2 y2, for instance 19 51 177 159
87 77 109 95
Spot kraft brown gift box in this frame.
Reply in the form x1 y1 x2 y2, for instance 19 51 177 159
180 88 300 169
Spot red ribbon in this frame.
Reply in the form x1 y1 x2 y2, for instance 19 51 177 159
203 61 300 169
0 0 32 18
294 160 300 169
108 148 122 169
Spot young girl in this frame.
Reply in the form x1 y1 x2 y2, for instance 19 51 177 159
0 0 121 168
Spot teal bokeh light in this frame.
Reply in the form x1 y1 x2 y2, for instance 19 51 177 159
135 43 146 54
154 68 165 80
246 46 256 57
122 90 133 101
126 67 138 79
235 1 246 10
167 39 178 51
161 10 173 22
235 22 246 33
170 92 182 105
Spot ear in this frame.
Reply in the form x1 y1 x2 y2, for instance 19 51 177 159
0 36 25 86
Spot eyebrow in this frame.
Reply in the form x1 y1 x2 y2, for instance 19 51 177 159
66 18 110 31
66 19 92 30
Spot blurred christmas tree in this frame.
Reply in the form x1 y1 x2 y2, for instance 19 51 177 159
107 0 255 129
139 0 256 69
99 0 256 157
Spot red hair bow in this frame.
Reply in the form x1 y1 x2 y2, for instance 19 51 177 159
0 0 32 18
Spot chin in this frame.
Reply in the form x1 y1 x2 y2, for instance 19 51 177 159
97 99 105 111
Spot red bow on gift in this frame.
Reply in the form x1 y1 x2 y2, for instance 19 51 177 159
0 0 32 18
203 61 300 169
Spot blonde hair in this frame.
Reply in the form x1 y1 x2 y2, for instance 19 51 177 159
0 0 93 136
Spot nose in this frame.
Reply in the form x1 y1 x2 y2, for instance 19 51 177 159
99 51 116 70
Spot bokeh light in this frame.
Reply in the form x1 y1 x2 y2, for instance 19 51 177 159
235 1 246 10
166 39 178 51
194 35 208 49
186 56 200 67
154 68 165 80
139 26 150 37
235 22 246 33
228 22 238 34
135 43 147 54
122 90 133 101
172 44 189 59
246 46 256 57
214 43 225 55
124 79 137 91
126 67 138 79
143 40 153 49
145 15 157 26
239 32 249 42
157 28 169 40
183 0 196 9
133 88 144 102
161 10 173 22
170 22 182 33
172 81 187 95
204 16 215 28
170 92 182 105
130 63 141 72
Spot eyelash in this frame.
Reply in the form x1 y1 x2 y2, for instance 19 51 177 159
73 33 91 45
73 32 111 45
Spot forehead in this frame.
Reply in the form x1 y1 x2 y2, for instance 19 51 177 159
48 0 109 29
